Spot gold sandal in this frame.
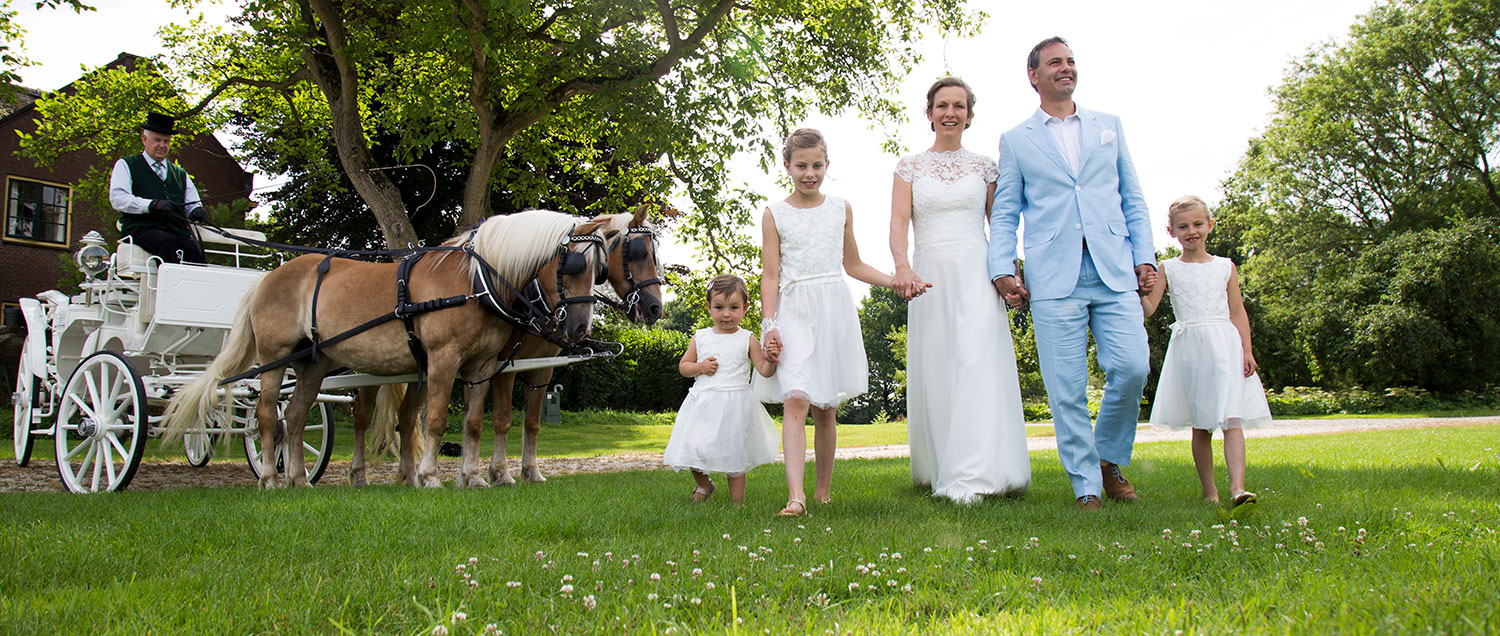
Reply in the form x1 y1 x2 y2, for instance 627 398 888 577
691 482 715 503
777 499 806 517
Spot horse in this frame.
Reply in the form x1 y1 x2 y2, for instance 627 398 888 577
487 206 664 484
162 210 614 489
355 206 664 487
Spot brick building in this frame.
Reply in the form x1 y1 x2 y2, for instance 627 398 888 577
0 52 253 374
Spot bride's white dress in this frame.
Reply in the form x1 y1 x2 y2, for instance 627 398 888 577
899 149 1031 503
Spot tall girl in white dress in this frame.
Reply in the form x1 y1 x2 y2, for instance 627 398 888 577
665 275 781 505
757 128 902 517
890 77 1031 503
1141 195 1272 509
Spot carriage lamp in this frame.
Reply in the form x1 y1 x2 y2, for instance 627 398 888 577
75 231 111 277
542 384 563 423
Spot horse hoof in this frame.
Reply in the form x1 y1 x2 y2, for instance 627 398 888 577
465 474 490 489
348 469 367 487
493 474 517 487
420 474 444 489
259 475 281 490
289 476 312 489
522 468 547 484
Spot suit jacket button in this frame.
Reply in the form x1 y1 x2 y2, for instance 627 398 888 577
1074 224 1082 230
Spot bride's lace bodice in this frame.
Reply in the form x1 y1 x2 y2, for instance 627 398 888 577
770 196 846 283
895 149 999 250
1164 256 1233 324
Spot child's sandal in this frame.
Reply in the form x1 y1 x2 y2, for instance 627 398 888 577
691 482 715 503
1231 491 1257 508
777 500 806 517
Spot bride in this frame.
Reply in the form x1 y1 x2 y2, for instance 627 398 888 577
889 76 1031 503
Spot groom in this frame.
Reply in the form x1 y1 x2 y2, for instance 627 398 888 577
988 37 1156 510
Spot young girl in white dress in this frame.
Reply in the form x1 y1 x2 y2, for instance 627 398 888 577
890 76 1030 504
757 128 901 517
1141 195 1273 509
665 275 781 505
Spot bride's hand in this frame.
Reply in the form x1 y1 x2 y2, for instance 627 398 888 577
892 268 929 300
762 329 782 363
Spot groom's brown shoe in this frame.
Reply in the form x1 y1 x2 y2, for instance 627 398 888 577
1101 460 1138 502
1076 495 1101 511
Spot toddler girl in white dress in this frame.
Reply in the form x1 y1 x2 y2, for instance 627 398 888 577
664 275 780 504
1141 195 1272 508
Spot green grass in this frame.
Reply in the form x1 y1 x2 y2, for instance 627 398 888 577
2 424 1496 634
2 408 1053 466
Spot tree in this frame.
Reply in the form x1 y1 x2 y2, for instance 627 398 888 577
1216 0 1500 390
840 285 906 423
20 0 982 269
0 0 93 95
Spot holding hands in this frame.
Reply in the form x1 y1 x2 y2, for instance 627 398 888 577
892 266 932 300
762 327 782 364
992 275 1030 309
1135 264 1158 295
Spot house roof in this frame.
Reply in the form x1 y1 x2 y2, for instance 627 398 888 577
0 52 143 128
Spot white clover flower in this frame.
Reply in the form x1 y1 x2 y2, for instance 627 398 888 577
451 611 467 623
897 567 907 574
848 582 859 592
723 534 732 540
506 581 521 588
582 595 597 611
902 583 912 593
794 537 802 544
647 593 658 601
562 574 573 583
886 580 897 587
1031 576 1042 584
456 564 467 572
666 560 677 567
692 568 703 577
650 573 661 581
705 582 716 590
432 626 448 636
534 551 545 560
483 624 498 636
923 547 933 554
690 597 702 605
763 529 772 535
559 584 574 596
468 580 479 588
577 552 589 558
662 603 672 609
892 553 902 560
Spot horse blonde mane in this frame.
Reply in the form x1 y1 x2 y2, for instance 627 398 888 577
466 209 584 286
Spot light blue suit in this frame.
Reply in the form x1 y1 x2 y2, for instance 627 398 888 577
987 107 1154 499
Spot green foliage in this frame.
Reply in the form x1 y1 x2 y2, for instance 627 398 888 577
1217 0 1500 392
1264 385 1500 416
840 286 906 424
550 322 692 412
0 0 93 93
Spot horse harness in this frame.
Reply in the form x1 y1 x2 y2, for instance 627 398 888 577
219 230 607 389
595 226 662 320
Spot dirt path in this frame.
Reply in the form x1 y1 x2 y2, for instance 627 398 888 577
3 416 1494 493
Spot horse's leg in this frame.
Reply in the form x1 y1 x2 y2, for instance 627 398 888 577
282 365 329 489
416 361 460 489
255 366 289 490
349 387 375 487
456 368 490 489
488 372 517 486
521 367 556 484
396 383 423 486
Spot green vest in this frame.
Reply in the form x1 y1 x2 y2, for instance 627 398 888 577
119 154 192 237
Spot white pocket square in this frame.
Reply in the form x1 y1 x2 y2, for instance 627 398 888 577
1101 129 1117 145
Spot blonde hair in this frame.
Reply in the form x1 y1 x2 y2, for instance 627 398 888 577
705 274 749 305
926 76 976 123
1167 195 1213 223
781 128 828 163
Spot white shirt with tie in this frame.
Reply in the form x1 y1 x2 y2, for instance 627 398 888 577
108 152 203 215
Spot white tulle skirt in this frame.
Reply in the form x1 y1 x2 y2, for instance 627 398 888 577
1149 321 1273 430
663 387 780 475
751 278 868 409
906 242 1031 502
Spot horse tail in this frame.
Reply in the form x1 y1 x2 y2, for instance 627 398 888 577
161 278 263 444
368 383 412 456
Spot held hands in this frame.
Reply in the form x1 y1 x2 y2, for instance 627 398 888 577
1135 264 1158 295
892 267 932 300
992 275 1030 309
699 356 719 376
762 329 782 364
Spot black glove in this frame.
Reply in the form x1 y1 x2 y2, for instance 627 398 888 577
187 206 208 223
149 199 184 215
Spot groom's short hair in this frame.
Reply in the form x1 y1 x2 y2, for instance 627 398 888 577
1026 36 1070 92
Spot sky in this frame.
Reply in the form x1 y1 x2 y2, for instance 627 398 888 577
15 0 1379 298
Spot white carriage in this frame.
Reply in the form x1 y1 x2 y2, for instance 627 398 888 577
9 229 347 492
11 227 620 493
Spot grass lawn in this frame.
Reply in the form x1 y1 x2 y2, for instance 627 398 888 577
1 424 1496 634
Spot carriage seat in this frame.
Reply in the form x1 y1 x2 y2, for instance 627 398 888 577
114 239 155 280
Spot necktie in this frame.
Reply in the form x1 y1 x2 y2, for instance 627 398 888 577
153 160 166 180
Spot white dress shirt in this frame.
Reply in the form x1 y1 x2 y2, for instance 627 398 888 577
109 152 203 215
1040 108 1083 175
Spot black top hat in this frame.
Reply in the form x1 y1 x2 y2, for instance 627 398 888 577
141 112 178 135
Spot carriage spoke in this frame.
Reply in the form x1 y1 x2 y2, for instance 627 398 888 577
66 392 100 424
84 368 102 414
106 432 130 461
102 437 117 486
79 441 98 489
63 435 91 461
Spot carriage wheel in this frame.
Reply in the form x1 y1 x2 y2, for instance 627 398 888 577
242 400 334 484
183 429 214 467
54 351 148 493
12 339 40 467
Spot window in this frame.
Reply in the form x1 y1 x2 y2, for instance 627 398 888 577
4 176 71 247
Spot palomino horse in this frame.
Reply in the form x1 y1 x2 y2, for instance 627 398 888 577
355 207 663 486
488 207 663 485
162 210 613 488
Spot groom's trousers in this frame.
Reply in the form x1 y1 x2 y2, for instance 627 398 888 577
1029 254 1150 499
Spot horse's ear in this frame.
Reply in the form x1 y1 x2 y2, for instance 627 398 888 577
574 220 606 236
602 228 621 240
630 204 649 226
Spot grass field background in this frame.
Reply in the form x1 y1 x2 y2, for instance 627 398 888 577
2 424 1496 634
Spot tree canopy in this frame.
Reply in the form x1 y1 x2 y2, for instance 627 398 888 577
20 0 981 275
1215 0 1500 392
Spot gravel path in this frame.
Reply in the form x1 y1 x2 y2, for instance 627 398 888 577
3 416 1494 493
